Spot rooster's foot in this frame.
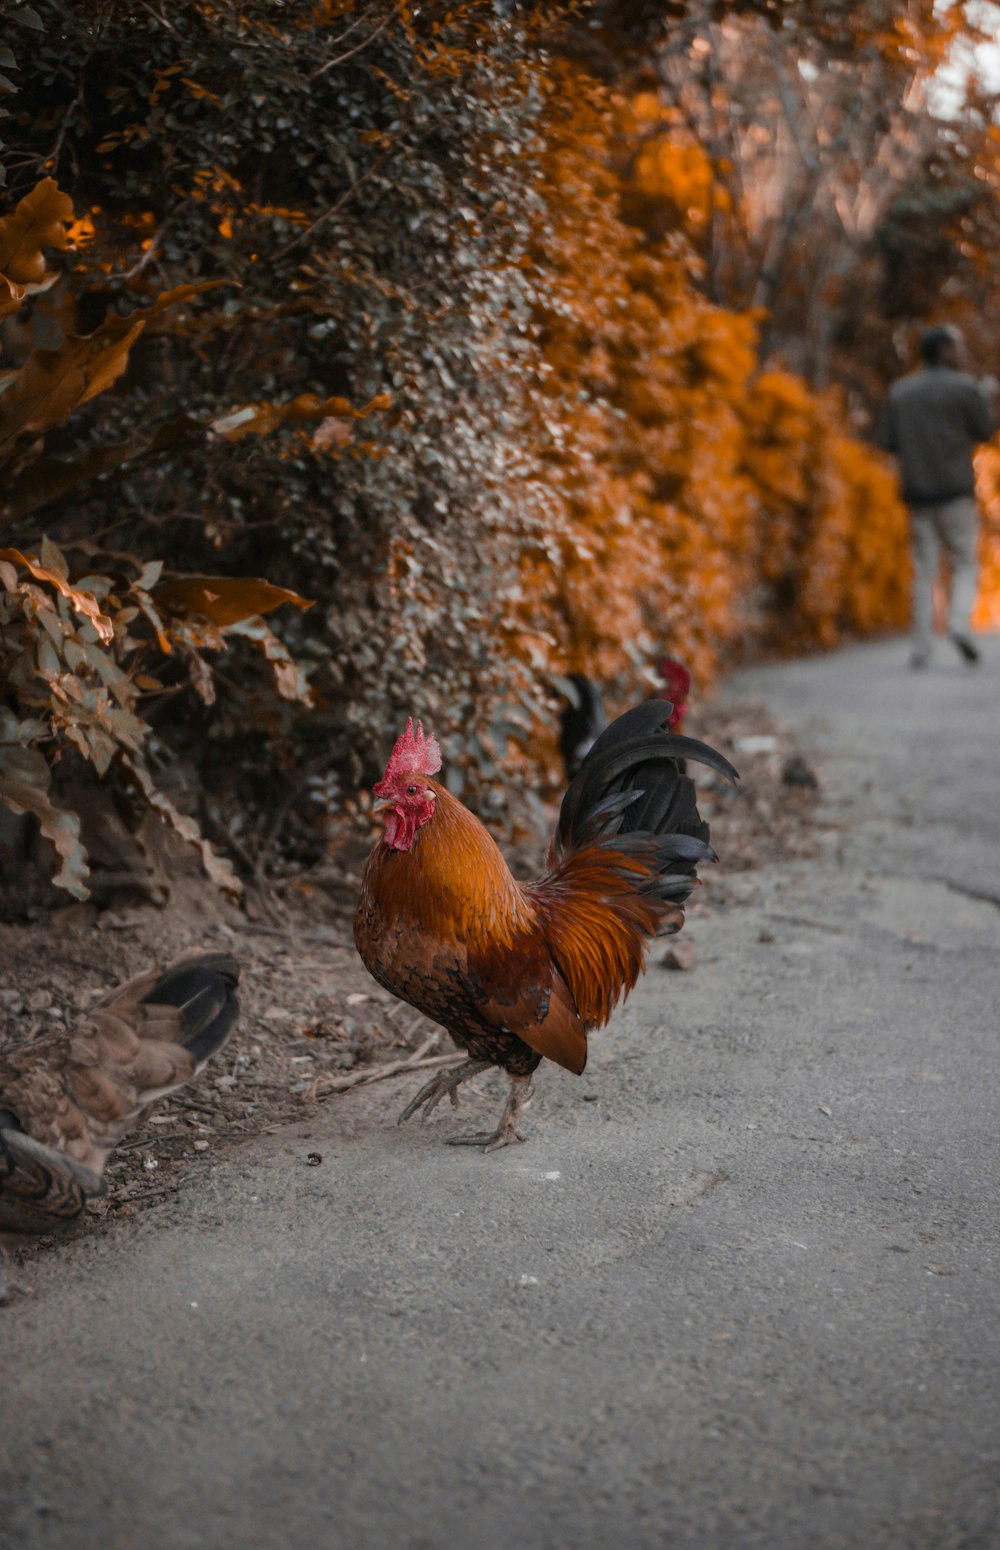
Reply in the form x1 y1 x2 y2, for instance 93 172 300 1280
444 1075 534 1152
397 1059 492 1126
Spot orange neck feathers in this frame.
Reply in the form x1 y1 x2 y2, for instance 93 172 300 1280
368 782 535 947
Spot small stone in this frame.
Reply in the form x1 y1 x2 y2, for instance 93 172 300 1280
782 755 819 788
25 989 54 1012
659 939 697 972
758 928 776 944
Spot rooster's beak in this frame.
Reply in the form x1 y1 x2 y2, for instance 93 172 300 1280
371 796 391 812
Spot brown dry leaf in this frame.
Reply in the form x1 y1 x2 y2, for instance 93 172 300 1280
0 283 227 455
0 177 73 295
0 545 115 642
0 315 145 451
152 575 314 627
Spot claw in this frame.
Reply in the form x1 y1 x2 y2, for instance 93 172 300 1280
442 1074 534 1152
397 1060 492 1126
445 1127 527 1152
397 1065 535 1151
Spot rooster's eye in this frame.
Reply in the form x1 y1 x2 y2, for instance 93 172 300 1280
406 784 419 795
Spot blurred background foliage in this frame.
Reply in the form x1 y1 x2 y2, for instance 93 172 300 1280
1 0 998 904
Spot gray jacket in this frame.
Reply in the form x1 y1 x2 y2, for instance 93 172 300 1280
882 366 994 506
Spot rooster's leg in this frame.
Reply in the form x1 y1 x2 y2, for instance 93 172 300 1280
397 1059 492 1127
445 1074 534 1152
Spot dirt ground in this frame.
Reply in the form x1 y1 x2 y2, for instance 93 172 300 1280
0 695 820 1276
4 636 999 1550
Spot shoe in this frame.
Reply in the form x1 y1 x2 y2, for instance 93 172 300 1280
950 633 981 665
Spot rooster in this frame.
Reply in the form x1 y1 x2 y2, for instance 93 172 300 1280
354 701 737 1150
0 953 239 1299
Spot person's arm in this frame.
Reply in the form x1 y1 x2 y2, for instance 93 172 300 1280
967 376 996 442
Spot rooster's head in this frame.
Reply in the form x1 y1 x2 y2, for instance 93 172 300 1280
372 718 442 851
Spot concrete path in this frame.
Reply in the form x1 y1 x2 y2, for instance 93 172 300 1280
2 634 999 1550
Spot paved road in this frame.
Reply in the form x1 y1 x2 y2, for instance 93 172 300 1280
3 634 999 1550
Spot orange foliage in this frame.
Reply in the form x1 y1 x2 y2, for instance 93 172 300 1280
741 372 911 648
973 446 1000 630
516 69 914 703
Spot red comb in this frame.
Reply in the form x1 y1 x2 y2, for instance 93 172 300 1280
374 717 442 795
658 656 691 699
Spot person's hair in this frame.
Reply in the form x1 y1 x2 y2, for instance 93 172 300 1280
920 325 960 366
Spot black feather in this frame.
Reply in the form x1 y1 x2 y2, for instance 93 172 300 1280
140 953 240 1069
554 701 738 858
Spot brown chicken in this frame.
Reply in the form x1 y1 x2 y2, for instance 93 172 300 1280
354 700 737 1150
0 953 240 1299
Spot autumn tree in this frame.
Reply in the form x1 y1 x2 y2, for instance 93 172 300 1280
519 64 909 707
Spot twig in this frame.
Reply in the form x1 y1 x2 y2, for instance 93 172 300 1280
309 10 393 79
115 1132 187 1150
118 1185 180 1205
172 1097 216 1116
304 1040 455 1100
272 150 392 261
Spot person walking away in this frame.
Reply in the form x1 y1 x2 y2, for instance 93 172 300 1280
882 324 996 668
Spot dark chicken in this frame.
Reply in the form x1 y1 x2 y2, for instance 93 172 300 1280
0 953 239 1299
354 701 737 1150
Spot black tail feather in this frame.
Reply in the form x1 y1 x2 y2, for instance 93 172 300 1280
141 953 241 1070
555 700 738 860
